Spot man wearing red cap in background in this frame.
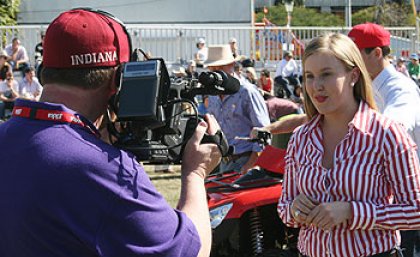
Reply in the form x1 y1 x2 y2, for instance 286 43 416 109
0 8 222 257
349 22 420 257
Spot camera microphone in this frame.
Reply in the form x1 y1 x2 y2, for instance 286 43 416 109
197 70 240 95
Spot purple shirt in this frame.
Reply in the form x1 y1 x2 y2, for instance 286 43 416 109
0 99 200 257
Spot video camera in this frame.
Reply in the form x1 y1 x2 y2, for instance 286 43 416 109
107 57 239 164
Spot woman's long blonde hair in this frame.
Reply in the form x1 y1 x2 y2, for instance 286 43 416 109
302 33 377 119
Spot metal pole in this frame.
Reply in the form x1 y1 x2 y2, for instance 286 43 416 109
284 1 294 52
345 0 352 28
250 0 255 60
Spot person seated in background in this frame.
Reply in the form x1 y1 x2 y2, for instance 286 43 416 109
0 50 12 81
408 53 420 83
186 60 198 79
244 67 257 85
274 51 300 98
4 37 30 73
229 37 240 58
34 30 45 70
0 72 19 119
258 69 273 95
395 57 409 77
19 67 43 101
194 38 208 68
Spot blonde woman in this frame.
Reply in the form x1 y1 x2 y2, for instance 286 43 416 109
278 33 420 257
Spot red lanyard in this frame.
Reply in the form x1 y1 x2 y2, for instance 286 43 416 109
12 105 100 138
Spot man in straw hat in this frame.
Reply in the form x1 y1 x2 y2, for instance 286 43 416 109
206 45 270 174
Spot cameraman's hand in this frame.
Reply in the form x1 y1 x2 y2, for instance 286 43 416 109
178 114 221 257
181 114 222 179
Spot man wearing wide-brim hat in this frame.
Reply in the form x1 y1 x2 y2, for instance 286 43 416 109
205 45 270 174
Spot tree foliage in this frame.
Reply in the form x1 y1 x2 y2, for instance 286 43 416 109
352 3 415 26
0 0 20 26
257 2 416 27
256 4 344 27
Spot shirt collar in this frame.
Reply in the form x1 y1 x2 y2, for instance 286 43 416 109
372 64 395 91
14 99 100 136
348 101 373 133
301 101 373 135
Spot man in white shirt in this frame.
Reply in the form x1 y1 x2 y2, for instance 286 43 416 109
349 22 420 257
19 67 43 101
274 51 299 98
4 37 30 74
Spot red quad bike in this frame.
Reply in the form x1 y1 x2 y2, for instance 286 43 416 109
206 131 299 257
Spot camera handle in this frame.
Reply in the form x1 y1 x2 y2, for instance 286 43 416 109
182 116 232 158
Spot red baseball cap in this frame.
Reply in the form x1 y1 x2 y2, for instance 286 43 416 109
43 9 130 68
348 23 390 50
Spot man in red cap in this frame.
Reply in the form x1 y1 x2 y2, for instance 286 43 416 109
0 8 222 257
349 22 420 257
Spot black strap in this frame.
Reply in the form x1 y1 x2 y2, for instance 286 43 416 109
201 130 233 157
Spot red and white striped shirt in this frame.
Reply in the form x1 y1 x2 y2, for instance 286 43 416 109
278 101 420 257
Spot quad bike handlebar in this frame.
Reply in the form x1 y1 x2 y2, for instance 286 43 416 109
235 130 272 146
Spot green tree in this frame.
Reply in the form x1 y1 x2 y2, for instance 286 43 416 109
0 0 20 46
256 4 344 27
352 3 415 26
0 0 20 26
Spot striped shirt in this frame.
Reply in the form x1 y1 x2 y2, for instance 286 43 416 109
278 101 420 257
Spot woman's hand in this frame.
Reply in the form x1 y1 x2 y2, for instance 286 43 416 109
291 194 319 223
305 201 352 230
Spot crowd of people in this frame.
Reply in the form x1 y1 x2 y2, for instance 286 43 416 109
0 65 43 119
0 8 419 257
0 33 44 120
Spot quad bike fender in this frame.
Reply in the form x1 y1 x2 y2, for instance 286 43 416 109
208 184 283 219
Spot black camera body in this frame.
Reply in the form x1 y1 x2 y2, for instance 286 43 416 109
109 58 238 164
117 60 169 127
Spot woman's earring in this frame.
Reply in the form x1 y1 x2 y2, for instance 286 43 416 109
351 82 355 87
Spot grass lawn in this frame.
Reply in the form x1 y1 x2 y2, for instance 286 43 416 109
143 165 182 208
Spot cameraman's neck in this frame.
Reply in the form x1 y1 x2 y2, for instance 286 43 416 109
40 83 109 124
